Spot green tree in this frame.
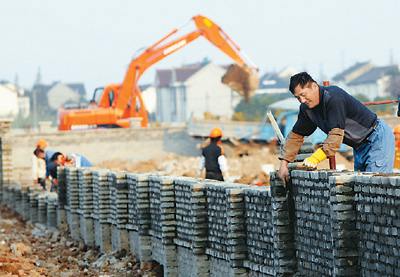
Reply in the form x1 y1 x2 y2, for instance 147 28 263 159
233 93 291 121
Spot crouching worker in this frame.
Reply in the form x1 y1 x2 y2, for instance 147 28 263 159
199 127 228 181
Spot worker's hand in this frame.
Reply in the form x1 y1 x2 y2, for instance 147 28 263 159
278 160 290 184
303 148 327 169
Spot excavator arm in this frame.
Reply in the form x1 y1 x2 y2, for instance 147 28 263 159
58 15 258 130
115 14 258 127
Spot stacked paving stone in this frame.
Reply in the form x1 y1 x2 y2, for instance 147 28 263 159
149 175 177 277
243 186 275 276
29 191 39 223
270 172 296 276
290 170 360 276
57 167 67 228
46 192 58 228
109 171 129 251
21 188 30 221
92 169 112 253
329 173 358 276
174 177 209 276
14 186 22 215
38 193 48 225
78 168 95 246
355 174 400 276
290 170 334 276
127 173 152 262
65 167 80 241
205 181 248 277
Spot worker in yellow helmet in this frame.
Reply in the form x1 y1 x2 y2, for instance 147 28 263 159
394 126 400 170
199 127 228 181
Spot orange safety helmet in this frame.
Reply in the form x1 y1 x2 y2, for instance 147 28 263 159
210 127 223 138
36 138 48 150
394 125 400 134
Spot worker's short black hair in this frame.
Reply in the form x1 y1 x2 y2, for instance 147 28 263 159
289 72 316 93
50 152 63 162
211 136 221 143
33 147 45 156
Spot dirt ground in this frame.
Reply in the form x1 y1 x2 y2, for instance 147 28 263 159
0 206 161 277
96 141 354 186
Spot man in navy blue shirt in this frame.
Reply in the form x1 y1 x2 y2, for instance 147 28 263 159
278 72 395 182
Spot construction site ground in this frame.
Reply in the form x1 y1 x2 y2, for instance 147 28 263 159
10 126 355 186
0 205 161 277
5 126 357 276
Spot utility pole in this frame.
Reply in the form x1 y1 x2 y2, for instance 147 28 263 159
32 67 42 131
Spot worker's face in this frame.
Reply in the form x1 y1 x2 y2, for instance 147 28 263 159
293 82 320 108
56 155 65 165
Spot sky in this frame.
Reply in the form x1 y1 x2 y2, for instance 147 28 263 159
0 0 399 97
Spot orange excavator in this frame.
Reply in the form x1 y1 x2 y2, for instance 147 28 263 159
58 15 259 131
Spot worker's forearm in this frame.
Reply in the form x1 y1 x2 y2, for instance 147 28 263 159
279 131 304 162
322 128 344 157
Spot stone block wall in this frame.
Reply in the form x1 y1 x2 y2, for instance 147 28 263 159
2 163 400 276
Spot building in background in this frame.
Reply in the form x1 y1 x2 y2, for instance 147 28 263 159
332 62 399 100
140 84 157 121
155 61 241 123
256 67 298 95
0 81 30 119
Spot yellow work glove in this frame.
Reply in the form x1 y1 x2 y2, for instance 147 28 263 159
303 148 327 169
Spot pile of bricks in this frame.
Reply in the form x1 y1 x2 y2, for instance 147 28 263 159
205 181 247 277
46 192 58 228
92 169 112 252
57 167 67 228
78 168 95 246
243 186 275 276
65 167 80 241
149 175 177 277
37 193 48 225
110 171 129 251
291 170 334 275
355 174 400 276
127 173 152 262
174 177 209 276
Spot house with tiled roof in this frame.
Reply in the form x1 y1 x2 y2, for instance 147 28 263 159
256 67 298 94
332 61 373 83
331 62 399 100
155 60 241 122
346 65 399 100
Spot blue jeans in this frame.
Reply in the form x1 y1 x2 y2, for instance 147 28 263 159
353 119 395 173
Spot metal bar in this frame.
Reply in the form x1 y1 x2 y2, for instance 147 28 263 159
329 156 336 170
266 110 285 145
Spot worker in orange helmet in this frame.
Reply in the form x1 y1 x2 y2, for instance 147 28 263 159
394 126 400 170
35 138 56 178
199 127 228 181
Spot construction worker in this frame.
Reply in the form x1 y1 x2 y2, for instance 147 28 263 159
394 126 400 170
65 153 92 167
199 128 228 181
35 138 56 178
278 72 395 182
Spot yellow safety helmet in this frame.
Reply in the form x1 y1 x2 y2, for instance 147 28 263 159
210 127 223 138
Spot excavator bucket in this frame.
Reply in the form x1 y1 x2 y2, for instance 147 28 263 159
222 64 259 101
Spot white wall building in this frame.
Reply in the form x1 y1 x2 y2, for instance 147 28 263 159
156 62 240 123
0 84 18 118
